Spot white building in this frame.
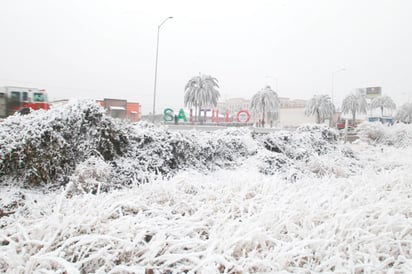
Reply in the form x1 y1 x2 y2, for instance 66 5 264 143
217 98 249 116
217 97 315 127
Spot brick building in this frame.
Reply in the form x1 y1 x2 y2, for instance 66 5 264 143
97 98 141 122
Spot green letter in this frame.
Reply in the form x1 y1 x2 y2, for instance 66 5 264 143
163 108 174 122
177 108 187 122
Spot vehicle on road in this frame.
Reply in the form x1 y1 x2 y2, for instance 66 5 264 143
336 119 357 130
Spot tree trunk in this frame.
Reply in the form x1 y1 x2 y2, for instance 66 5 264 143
316 110 320 124
352 111 356 125
262 103 265 128
380 106 384 117
198 104 202 124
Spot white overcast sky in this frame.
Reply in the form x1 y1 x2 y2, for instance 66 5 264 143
0 0 411 114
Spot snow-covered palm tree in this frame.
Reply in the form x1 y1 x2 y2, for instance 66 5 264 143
341 91 368 125
304 94 335 124
395 102 412 123
370 96 396 117
184 74 220 122
249 86 280 127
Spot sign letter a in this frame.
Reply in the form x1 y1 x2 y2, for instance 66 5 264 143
177 108 187 122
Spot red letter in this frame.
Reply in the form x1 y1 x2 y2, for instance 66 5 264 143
236 110 250 123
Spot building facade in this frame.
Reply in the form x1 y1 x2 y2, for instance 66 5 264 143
216 97 314 127
97 98 141 122
217 98 250 116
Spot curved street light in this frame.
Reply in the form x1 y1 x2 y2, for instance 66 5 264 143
152 16 173 123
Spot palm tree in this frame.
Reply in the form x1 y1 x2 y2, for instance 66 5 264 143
184 74 220 122
341 91 368 125
395 102 412 124
370 96 396 117
249 86 280 127
304 94 335 124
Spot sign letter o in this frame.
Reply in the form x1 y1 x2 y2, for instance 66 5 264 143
236 110 250 123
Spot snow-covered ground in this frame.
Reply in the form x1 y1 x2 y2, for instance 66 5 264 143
0 100 411 273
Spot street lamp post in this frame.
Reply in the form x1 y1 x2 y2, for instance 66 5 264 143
331 68 346 106
152 16 173 123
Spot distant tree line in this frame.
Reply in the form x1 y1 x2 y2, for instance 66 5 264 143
183 73 411 126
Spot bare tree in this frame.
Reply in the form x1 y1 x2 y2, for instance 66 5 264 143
304 94 335 124
249 86 280 127
341 91 367 125
184 74 220 122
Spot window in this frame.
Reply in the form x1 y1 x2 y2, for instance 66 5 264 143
130 112 136 121
22 92 28 101
10 91 21 101
33 93 44 102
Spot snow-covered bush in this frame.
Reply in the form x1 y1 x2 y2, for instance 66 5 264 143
257 124 338 158
356 121 387 144
256 149 300 180
0 100 128 186
110 126 255 186
390 123 412 147
296 123 339 143
0 100 365 189
356 121 412 147
395 102 412 124
69 156 112 194
254 124 357 178
0 101 256 188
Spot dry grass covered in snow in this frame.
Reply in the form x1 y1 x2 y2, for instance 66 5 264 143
1 143 412 273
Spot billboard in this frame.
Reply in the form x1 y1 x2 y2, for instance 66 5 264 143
357 87 382 99
365 87 382 98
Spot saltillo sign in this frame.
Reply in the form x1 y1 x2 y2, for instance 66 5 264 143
163 108 251 123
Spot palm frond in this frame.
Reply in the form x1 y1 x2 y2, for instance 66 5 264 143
370 96 396 110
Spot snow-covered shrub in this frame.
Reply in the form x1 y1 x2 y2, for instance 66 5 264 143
390 123 412 147
356 122 412 147
296 123 339 154
256 149 300 179
0 100 128 186
110 126 254 186
308 155 349 177
110 123 185 186
256 124 338 160
296 123 339 142
0 99 367 189
194 128 255 170
252 124 360 178
0 102 255 188
0 190 25 213
69 156 112 194
394 102 412 124
356 121 387 144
